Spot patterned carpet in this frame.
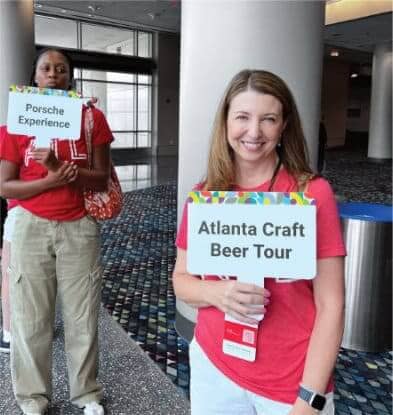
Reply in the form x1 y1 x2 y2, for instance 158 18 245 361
324 148 392 205
100 184 392 413
100 185 190 396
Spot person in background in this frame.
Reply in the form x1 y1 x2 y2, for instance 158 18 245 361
173 69 345 415
0 47 112 415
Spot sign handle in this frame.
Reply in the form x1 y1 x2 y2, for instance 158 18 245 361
35 136 52 148
222 275 265 362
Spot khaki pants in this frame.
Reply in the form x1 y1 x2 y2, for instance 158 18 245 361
10 208 103 414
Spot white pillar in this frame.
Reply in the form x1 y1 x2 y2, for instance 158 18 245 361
176 0 325 336
0 0 35 124
367 42 392 161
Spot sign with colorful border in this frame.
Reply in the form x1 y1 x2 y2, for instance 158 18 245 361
7 85 83 146
187 191 316 280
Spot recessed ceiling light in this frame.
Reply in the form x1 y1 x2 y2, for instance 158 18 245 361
88 5 101 12
350 73 359 78
330 50 339 57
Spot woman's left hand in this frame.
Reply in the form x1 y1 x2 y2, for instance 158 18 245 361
288 398 317 415
32 148 61 171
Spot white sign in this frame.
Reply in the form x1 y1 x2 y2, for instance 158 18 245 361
187 201 316 280
7 86 83 147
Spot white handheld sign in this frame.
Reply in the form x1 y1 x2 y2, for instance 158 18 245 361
187 190 316 361
7 85 83 147
187 192 316 279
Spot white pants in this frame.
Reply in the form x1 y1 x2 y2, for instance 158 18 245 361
189 339 335 415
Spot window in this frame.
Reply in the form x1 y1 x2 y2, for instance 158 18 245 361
138 31 152 58
81 24 136 56
75 70 152 149
34 15 153 58
35 15 77 48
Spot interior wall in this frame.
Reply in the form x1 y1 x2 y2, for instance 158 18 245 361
346 84 371 132
156 32 180 156
321 59 351 148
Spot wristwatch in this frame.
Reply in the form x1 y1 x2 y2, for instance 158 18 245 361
298 385 326 410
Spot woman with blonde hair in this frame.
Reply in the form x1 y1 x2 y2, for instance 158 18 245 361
173 69 345 415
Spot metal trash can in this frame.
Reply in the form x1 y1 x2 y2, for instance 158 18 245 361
339 202 392 352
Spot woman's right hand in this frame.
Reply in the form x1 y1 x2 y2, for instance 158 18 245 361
173 249 271 325
44 161 78 188
208 280 270 325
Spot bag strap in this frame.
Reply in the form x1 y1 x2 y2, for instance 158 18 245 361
84 107 94 170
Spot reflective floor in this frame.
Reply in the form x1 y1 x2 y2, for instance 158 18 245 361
114 156 178 192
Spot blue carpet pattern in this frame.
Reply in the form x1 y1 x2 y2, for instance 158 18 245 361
100 185 189 396
334 350 392 414
100 184 392 412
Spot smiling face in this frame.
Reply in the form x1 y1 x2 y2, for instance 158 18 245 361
226 89 286 168
34 50 71 90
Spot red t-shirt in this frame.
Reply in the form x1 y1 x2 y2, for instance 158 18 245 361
176 168 346 404
0 106 113 221
7 199 18 211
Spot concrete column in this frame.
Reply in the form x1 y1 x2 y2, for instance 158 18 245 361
0 0 35 124
152 32 181 159
176 0 325 340
367 42 392 161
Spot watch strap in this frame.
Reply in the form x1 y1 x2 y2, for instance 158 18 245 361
298 385 326 410
299 385 313 402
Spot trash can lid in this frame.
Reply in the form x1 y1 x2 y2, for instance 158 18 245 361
339 202 393 222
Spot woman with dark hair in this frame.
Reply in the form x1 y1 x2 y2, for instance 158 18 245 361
30 47 75 88
173 69 345 414
0 48 111 415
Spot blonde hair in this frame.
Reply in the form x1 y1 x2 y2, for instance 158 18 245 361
205 69 314 190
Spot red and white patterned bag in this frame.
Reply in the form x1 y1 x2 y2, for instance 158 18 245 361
83 107 123 220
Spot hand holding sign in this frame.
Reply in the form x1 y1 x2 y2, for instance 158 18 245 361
209 279 269 325
31 148 61 171
44 161 78 188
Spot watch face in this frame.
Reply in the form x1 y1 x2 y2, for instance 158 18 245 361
311 394 326 410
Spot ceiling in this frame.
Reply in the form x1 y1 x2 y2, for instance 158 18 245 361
325 12 392 53
35 0 391 66
325 11 391 69
35 0 181 32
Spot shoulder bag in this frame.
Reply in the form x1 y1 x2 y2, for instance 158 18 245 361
83 107 123 220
